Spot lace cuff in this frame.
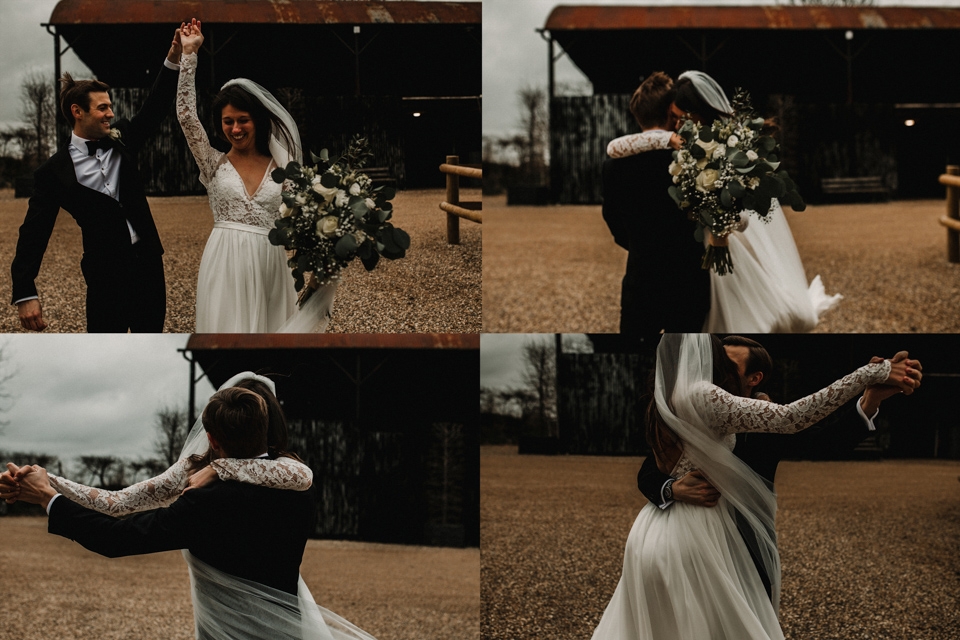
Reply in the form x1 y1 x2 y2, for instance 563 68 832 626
48 459 191 517
211 457 313 491
704 361 891 436
177 52 221 185
607 130 673 158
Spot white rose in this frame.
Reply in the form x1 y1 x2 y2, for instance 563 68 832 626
746 150 759 161
312 182 338 202
727 135 739 147
696 138 719 156
295 192 308 205
712 147 725 160
335 191 350 208
695 168 720 192
365 197 377 210
317 215 339 238
279 203 298 218
672 175 679 184
349 182 361 196
668 161 682 176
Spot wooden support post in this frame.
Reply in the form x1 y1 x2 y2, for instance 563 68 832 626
947 165 959 263
445 154 461 245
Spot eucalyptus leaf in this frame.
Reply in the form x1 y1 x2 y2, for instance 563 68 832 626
668 185 681 205
760 137 777 152
698 127 714 143
361 249 380 271
320 172 339 188
285 161 302 178
693 225 705 243
377 186 397 200
393 227 411 250
727 181 746 198
720 188 732 208
271 167 287 184
690 144 706 160
335 234 358 259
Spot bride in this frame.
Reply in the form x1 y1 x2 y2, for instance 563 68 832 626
177 20 336 333
1 372 377 639
591 334 911 639
607 71 841 333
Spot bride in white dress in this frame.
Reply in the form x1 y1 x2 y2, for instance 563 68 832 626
177 20 336 333
607 71 841 332
591 334 898 639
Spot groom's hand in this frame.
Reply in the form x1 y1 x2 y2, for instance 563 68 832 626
672 471 720 508
180 18 204 55
0 463 22 503
863 352 922 412
13 465 57 510
17 299 46 331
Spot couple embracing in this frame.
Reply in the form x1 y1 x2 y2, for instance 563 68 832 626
602 71 841 335
12 20 334 333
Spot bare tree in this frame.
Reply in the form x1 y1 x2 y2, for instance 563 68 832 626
517 85 549 185
77 455 120 487
0 343 17 433
521 339 557 436
19 71 57 169
154 405 191 468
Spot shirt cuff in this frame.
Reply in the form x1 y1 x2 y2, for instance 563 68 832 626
658 479 675 510
46 493 61 515
856 395 878 431
163 58 180 70
13 296 38 305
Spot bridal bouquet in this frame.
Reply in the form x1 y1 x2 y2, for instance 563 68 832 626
269 135 410 306
668 89 804 275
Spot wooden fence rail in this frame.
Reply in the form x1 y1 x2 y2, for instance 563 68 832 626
938 165 960 263
439 155 482 245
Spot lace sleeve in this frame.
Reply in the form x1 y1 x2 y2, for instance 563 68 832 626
47 459 191 517
607 130 673 158
701 361 891 436
177 52 220 185
210 456 313 491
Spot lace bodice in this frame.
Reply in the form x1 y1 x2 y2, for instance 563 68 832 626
177 52 282 229
48 456 313 517
670 361 890 477
606 129 673 158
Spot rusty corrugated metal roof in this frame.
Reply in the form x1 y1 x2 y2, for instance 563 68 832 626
544 5 960 31
50 0 481 26
186 334 479 350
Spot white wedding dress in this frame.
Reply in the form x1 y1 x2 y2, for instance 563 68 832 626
607 130 841 332
177 52 298 333
592 336 890 639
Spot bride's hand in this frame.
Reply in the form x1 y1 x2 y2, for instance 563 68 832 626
874 351 922 395
668 133 683 150
0 463 21 503
180 18 204 55
182 464 218 495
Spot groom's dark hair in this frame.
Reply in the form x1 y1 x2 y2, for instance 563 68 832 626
59 73 111 124
630 71 676 130
722 335 773 387
202 387 269 458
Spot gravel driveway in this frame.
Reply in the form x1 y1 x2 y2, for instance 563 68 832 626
480 446 960 640
483 196 960 333
0 188 480 333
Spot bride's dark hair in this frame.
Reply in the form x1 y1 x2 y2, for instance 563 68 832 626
673 76 729 128
644 335 743 473
187 376 303 472
212 85 296 160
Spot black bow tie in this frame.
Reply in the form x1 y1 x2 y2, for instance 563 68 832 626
85 138 114 156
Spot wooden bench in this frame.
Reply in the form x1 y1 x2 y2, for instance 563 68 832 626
365 166 397 190
821 176 891 198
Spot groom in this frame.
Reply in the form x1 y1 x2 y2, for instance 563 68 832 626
10 27 184 332
637 335 923 598
601 71 709 335
6 387 314 596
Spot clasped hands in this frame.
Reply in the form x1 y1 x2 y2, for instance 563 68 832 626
0 463 56 507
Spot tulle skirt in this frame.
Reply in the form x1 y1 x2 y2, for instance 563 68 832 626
195 222 297 333
592 501 783 640
706 201 841 333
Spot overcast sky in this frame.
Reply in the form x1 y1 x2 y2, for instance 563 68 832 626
0 335 216 460
482 0 960 139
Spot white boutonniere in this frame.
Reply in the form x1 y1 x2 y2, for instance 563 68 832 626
107 128 125 147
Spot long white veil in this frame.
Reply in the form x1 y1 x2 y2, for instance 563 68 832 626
678 70 733 116
179 372 377 640
654 334 782 611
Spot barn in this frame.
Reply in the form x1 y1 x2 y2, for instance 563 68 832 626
183 333 479 547
541 5 960 204
45 0 481 192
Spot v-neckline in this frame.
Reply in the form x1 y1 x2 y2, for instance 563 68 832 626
225 156 274 200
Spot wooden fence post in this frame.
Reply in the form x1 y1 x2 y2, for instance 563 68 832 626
946 165 960 264
445 155 461 245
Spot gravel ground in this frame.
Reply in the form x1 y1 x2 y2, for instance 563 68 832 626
482 195 960 333
0 188 480 333
0 517 479 640
480 445 960 640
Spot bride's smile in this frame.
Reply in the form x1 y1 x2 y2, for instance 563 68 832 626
220 105 256 153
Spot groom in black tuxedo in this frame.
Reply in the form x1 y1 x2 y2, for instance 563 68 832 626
602 72 710 335
10 28 184 332
637 335 923 599
9 387 314 595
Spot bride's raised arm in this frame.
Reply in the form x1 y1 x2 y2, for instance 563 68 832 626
697 360 893 437
176 20 220 185
49 455 313 517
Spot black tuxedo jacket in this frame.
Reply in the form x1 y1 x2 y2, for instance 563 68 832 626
10 62 178 305
601 149 710 334
636 399 872 598
49 480 315 595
